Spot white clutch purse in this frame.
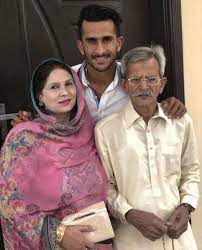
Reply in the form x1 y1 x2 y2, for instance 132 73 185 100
61 201 114 243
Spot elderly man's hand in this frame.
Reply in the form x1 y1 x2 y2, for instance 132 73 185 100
166 205 190 239
125 209 167 241
160 97 187 119
11 110 33 127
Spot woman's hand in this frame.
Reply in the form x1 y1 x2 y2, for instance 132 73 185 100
61 225 95 250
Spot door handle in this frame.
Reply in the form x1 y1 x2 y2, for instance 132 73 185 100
0 103 17 143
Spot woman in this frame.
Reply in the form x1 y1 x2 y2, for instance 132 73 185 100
0 59 112 250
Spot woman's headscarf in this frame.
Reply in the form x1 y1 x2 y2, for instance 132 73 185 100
30 58 85 136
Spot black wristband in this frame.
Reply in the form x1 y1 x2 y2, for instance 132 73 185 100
179 203 194 215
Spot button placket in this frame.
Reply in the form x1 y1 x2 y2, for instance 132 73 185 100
146 125 160 197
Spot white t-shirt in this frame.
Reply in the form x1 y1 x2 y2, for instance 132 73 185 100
72 62 129 122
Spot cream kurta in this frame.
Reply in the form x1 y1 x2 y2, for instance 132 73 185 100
95 101 200 250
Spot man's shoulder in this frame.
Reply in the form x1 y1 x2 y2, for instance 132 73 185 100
95 112 123 133
171 112 193 126
158 104 192 126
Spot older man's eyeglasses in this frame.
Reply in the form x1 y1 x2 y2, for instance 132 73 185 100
127 76 161 85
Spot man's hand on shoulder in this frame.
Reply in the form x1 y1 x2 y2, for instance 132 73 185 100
160 97 187 119
125 209 167 241
11 110 33 127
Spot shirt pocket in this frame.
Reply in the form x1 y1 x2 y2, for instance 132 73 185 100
160 143 182 176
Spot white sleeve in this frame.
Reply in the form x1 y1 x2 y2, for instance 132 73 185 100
180 115 200 208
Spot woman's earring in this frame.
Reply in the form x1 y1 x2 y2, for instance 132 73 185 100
39 101 43 106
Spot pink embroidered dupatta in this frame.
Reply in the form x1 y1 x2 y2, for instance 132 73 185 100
0 59 107 249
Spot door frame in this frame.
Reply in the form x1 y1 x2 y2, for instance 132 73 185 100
150 0 184 103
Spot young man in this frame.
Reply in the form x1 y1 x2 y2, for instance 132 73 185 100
11 4 186 126
95 45 199 250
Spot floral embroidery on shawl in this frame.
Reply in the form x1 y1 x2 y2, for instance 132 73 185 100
0 130 45 221
1 129 45 175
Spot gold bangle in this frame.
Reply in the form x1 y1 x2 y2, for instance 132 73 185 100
56 223 66 243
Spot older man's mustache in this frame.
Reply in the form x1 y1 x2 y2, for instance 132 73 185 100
132 90 154 97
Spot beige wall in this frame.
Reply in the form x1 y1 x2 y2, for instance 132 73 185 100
181 0 202 249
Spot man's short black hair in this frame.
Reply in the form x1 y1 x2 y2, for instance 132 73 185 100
77 4 122 39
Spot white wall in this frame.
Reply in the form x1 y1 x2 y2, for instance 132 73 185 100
181 1 202 249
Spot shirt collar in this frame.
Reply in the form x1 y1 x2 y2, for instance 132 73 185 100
123 101 169 129
79 61 121 91
154 103 170 122
78 62 88 87
122 101 142 128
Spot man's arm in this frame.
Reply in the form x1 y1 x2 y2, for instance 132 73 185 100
167 114 200 238
94 126 133 223
179 114 200 208
11 110 33 126
11 97 186 126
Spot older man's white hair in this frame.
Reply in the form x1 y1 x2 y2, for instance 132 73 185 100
121 45 166 78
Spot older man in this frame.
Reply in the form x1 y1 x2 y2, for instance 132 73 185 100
95 45 200 250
